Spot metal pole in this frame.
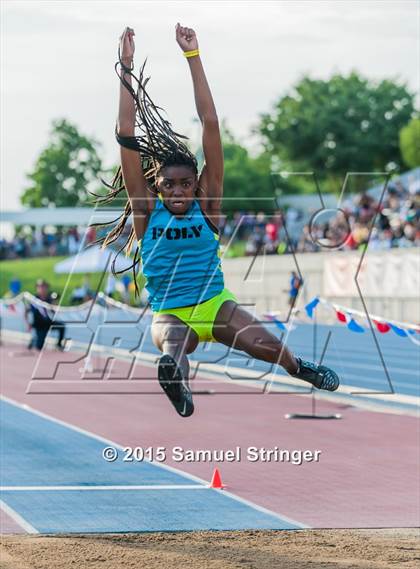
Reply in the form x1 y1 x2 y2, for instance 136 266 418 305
285 301 342 420
311 307 317 416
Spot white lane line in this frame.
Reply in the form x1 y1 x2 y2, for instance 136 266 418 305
5 330 419 410
0 499 39 534
0 484 308 528
211 488 309 529
1 395 308 529
76 338 420 404
1 485 207 491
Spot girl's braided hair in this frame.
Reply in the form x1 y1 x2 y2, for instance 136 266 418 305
91 50 198 294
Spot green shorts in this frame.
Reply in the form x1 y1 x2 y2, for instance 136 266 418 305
153 288 237 343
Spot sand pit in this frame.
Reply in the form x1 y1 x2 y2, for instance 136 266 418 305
1 528 419 569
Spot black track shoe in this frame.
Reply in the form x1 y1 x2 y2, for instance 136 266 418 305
291 357 340 391
158 354 194 417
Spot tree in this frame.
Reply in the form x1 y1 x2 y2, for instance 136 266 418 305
258 72 416 191
221 125 275 213
21 119 104 207
399 117 420 169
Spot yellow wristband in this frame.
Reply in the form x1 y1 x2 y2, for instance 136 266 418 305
183 49 200 58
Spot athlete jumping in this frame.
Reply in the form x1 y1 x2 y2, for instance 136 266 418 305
97 25 339 417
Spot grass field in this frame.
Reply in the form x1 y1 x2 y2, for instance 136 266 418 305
0 240 244 306
0 256 142 305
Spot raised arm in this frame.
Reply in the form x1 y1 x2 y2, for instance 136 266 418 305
176 24 223 219
116 27 154 240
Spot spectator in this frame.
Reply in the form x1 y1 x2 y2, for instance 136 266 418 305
1 175 417 260
105 273 117 298
70 276 93 305
85 225 97 245
26 280 65 351
121 273 132 304
297 224 319 253
288 271 303 306
9 277 22 297
67 227 80 254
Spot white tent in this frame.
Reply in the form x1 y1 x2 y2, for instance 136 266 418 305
54 245 134 274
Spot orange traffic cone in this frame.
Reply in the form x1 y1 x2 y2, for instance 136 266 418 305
209 467 226 489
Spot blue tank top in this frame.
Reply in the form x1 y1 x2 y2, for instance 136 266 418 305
140 199 225 310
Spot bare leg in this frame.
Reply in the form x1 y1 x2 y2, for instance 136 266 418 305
212 301 339 391
151 313 199 378
212 301 298 374
151 314 199 417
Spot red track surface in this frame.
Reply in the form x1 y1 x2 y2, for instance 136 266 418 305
1 342 419 529
0 509 25 534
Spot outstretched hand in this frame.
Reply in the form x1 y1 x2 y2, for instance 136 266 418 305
119 26 135 64
175 23 199 52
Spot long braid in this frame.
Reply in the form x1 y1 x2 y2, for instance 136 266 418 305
91 51 198 295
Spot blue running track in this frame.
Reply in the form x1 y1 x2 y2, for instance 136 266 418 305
0 399 303 533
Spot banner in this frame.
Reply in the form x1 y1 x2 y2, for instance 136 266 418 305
323 253 419 298
300 296 420 345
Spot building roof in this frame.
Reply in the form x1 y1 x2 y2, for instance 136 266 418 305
1 207 121 227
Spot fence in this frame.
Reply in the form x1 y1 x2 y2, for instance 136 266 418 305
222 248 419 323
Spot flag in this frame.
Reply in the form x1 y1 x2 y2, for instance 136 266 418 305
347 318 365 333
373 320 390 333
273 318 286 331
264 313 288 331
389 323 408 338
264 313 275 322
336 310 347 323
305 297 320 319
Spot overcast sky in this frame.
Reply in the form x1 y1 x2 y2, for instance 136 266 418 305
1 0 419 211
